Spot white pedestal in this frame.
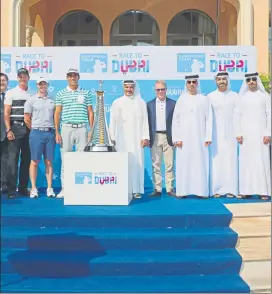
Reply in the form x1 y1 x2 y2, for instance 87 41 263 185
63 152 133 205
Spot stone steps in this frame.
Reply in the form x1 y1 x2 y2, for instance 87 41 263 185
225 203 271 292
241 261 271 292
236 236 271 261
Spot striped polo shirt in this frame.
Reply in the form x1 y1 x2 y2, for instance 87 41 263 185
4 86 32 121
55 86 92 123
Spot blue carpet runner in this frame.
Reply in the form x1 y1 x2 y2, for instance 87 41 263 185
1 194 250 293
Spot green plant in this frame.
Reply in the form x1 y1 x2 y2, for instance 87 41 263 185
259 74 271 93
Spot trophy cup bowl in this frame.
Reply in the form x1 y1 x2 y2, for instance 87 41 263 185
84 81 116 152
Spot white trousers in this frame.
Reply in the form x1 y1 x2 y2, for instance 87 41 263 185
60 124 88 188
151 133 174 192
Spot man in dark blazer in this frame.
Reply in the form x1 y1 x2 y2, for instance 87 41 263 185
0 73 9 193
147 80 176 196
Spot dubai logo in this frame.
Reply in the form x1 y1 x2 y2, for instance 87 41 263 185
112 52 150 73
209 52 248 73
15 53 53 73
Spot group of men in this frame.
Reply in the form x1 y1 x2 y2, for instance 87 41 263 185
0 68 94 199
0 68 271 200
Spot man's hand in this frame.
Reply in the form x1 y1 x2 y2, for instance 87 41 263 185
263 136 271 145
7 130 15 140
205 141 211 147
141 139 149 147
236 136 243 144
174 141 183 148
87 131 92 141
56 133 62 144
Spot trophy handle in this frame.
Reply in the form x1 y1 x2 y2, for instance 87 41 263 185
87 126 94 144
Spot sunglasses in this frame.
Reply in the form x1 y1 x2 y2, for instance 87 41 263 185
67 73 78 77
187 80 197 84
246 77 257 83
156 88 166 92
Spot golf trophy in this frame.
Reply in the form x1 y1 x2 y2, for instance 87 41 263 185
84 81 116 152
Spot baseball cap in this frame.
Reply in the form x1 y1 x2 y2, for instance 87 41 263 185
67 68 79 75
17 68 29 76
36 77 49 84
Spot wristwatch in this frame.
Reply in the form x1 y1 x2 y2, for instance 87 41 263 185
6 128 11 133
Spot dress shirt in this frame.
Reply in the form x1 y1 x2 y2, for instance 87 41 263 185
156 97 166 131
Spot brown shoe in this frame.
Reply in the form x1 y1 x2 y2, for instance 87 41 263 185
149 191 161 197
167 191 176 197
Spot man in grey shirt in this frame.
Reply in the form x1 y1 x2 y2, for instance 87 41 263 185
24 77 55 198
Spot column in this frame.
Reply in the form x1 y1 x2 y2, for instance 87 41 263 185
1 0 13 46
238 0 253 45
26 25 35 47
252 0 269 73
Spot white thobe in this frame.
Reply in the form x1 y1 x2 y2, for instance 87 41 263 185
172 93 213 196
109 96 149 194
208 90 239 196
234 90 271 196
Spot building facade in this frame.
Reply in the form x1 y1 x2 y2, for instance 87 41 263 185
1 0 270 73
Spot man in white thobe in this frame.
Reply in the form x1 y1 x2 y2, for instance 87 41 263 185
235 72 271 200
208 72 239 198
172 74 213 198
109 80 149 199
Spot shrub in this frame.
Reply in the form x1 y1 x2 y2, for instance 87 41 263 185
259 74 271 93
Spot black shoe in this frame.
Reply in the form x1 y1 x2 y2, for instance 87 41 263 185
18 188 30 196
8 193 16 199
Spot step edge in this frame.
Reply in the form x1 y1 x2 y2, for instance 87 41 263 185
237 234 271 238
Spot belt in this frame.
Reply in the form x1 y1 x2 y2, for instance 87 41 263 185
63 123 86 128
156 131 166 134
32 127 53 132
11 121 25 126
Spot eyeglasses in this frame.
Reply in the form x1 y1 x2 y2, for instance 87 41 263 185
156 88 166 92
187 80 197 84
246 77 257 83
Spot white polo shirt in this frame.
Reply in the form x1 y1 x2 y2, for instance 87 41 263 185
156 97 166 131
4 86 32 121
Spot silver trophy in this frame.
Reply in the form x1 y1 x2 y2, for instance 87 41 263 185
84 81 116 152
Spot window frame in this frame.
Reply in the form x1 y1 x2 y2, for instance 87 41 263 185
53 10 103 46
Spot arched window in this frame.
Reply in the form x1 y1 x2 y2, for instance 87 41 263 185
54 10 103 46
110 10 160 46
167 10 216 46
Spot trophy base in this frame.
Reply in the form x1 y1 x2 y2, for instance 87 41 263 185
84 145 116 152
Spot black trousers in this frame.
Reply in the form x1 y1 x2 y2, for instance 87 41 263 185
7 131 31 194
0 137 8 189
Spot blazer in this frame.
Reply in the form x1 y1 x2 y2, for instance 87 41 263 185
0 93 6 142
147 97 176 147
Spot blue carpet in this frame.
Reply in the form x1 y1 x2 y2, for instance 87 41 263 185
1 193 251 293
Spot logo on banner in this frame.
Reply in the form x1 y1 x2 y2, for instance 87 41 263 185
80 54 108 73
112 52 150 73
94 172 117 185
75 172 93 184
177 53 206 73
209 53 248 73
74 172 117 184
1 54 12 74
15 54 53 74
